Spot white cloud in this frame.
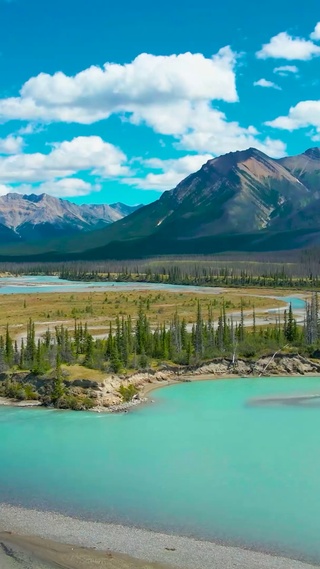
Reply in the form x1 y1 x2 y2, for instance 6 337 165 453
253 78 281 90
0 135 130 198
0 50 286 167
125 135 288 192
257 32 320 60
0 136 128 184
266 100 320 135
6 179 101 198
0 48 238 126
125 154 213 191
310 22 320 40
273 65 299 76
0 184 11 196
0 135 24 154
169 103 286 158
0 49 290 196
18 123 44 135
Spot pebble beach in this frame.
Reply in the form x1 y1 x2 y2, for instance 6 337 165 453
0 504 317 569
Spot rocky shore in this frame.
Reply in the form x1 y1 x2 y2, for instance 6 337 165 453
92 353 320 411
1 353 320 412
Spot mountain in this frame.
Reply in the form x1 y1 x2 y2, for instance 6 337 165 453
110 203 142 217
0 193 142 243
49 146 320 258
1 147 320 261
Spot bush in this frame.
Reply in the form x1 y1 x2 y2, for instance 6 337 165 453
118 384 138 402
239 344 257 359
56 394 96 410
24 383 39 400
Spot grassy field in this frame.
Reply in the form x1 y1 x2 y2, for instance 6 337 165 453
0 288 298 339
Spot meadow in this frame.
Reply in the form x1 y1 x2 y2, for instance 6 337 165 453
0 288 288 340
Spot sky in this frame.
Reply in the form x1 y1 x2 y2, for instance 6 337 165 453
0 0 320 205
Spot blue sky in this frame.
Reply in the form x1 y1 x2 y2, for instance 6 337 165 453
0 0 319 205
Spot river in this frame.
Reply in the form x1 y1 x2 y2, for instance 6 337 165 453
0 275 313 566
0 376 320 564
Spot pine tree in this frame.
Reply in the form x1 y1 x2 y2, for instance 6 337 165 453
84 333 94 367
239 299 245 342
284 303 296 343
25 318 36 367
5 325 14 367
110 343 122 373
195 301 203 356
52 352 65 404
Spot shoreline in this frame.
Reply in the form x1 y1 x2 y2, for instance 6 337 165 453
2 368 320 413
0 503 317 569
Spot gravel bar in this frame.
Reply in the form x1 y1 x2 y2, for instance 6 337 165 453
0 504 317 569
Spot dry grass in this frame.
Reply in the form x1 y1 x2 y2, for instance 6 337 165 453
61 364 107 382
0 288 294 338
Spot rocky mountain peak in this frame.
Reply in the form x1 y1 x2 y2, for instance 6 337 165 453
303 147 320 160
0 193 142 243
204 147 267 176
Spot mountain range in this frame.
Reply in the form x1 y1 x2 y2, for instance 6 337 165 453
1 146 320 260
0 193 142 243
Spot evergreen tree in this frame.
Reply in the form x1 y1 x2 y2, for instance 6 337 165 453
285 303 296 342
52 352 65 404
25 318 36 367
5 325 14 367
195 301 203 356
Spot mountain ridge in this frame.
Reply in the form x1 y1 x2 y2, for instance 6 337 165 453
0 193 142 243
57 145 319 256
0 146 320 260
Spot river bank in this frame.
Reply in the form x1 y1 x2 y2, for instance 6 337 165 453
1 353 320 412
0 504 317 569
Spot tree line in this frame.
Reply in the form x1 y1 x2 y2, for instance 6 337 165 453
0 295 319 409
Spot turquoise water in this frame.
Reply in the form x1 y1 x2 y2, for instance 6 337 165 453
0 275 224 295
275 296 306 310
1 377 320 563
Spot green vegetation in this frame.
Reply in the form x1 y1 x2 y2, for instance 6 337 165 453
1 379 39 401
60 262 320 289
118 384 138 402
0 293 319 409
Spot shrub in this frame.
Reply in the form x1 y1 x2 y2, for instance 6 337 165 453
118 384 138 402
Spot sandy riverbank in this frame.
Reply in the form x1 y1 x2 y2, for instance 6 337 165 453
0 531 169 569
0 504 318 569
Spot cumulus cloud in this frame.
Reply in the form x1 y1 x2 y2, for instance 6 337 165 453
125 154 213 191
4 179 101 198
0 136 128 184
125 134 287 192
0 49 290 196
169 103 287 158
266 100 320 136
257 32 320 60
273 65 299 76
0 136 130 198
0 48 238 126
310 22 320 40
0 135 24 154
253 78 281 90
0 184 11 196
